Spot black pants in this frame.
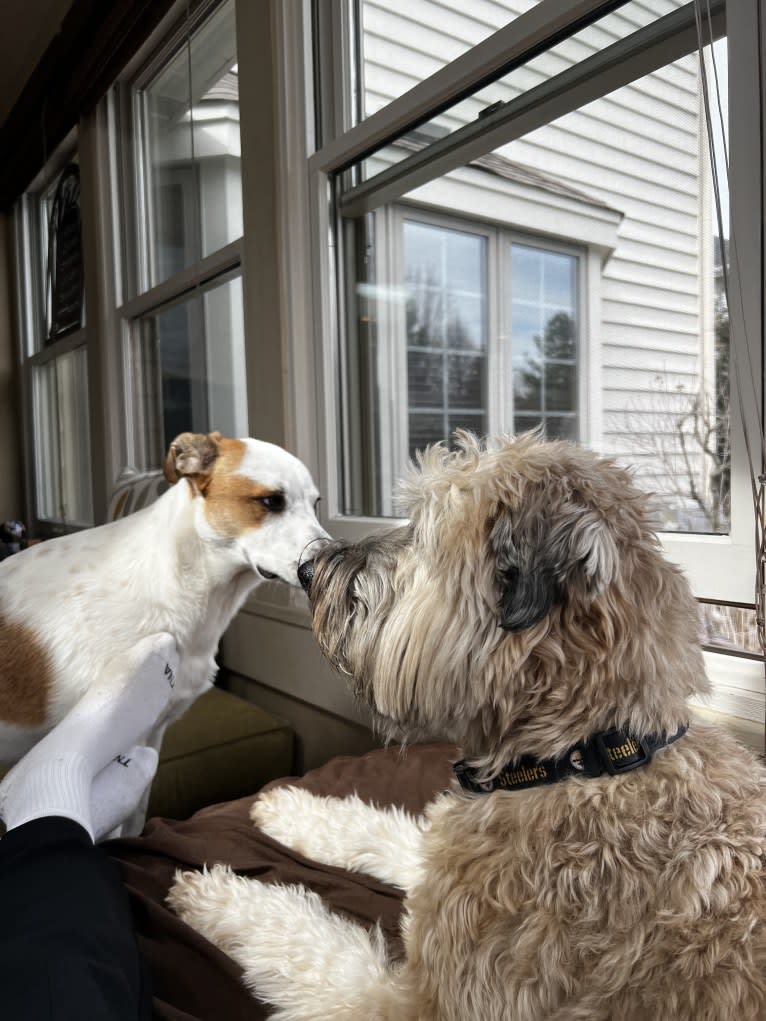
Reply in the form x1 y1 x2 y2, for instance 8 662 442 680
0 817 152 1020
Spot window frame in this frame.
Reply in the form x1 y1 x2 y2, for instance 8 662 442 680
13 132 96 535
106 0 246 476
275 0 766 726
306 0 760 584
367 203 589 517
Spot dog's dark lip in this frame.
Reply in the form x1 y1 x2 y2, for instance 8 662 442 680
256 566 279 581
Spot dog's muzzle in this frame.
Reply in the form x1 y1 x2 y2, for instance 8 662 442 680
297 559 315 593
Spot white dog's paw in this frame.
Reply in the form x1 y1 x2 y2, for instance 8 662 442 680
250 785 324 854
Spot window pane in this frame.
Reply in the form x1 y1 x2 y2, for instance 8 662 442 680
543 416 578 442
131 274 247 469
138 0 241 290
359 1 525 122
337 6 730 535
447 353 485 409
407 351 442 407
33 348 93 525
496 35 730 535
357 3 665 180
511 244 578 437
545 362 577 413
699 603 760 658
408 412 444 462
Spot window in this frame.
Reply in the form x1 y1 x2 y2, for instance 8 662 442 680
510 243 579 441
131 273 246 465
334 2 732 539
359 209 582 515
33 348 93 525
117 0 246 471
15 145 94 531
301 0 763 734
404 219 489 458
137 0 243 289
317 3 747 546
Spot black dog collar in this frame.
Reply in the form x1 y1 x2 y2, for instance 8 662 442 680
454 723 688 795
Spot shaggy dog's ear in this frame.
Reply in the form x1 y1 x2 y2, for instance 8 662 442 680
492 504 617 632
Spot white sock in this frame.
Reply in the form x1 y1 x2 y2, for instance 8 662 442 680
0 633 178 840
91 745 159 843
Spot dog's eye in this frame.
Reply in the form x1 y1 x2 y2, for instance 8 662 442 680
314 497 321 513
254 493 286 513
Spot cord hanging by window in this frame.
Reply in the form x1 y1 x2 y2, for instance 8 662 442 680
695 0 766 744
46 162 83 344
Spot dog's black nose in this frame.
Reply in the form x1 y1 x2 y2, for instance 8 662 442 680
297 559 315 593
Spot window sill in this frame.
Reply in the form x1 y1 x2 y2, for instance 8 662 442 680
241 583 312 629
691 704 764 757
235 599 764 756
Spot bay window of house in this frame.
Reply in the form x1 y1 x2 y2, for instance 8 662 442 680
116 0 246 471
304 0 763 737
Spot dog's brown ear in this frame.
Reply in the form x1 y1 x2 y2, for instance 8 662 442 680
492 504 617 632
164 432 222 488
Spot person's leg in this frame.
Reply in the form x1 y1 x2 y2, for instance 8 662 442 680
0 633 179 1020
0 816 152 1021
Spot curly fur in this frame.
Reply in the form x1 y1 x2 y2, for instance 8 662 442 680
170 434 766 1020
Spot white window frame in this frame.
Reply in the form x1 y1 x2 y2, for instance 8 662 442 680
13 133 96 535
49 0 282 524
92 0 246 481
368 205 588 516
269 0 765 729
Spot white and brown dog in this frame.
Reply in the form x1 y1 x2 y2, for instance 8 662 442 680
0 431 327 830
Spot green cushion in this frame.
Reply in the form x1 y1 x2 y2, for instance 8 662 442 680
148 687 294 821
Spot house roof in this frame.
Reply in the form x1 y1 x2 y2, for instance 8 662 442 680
201 69 239 104
395 133 620 216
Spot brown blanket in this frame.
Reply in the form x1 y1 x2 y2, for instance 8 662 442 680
107 743 457 1020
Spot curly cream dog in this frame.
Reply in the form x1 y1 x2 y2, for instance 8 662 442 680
170 433 766 1020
